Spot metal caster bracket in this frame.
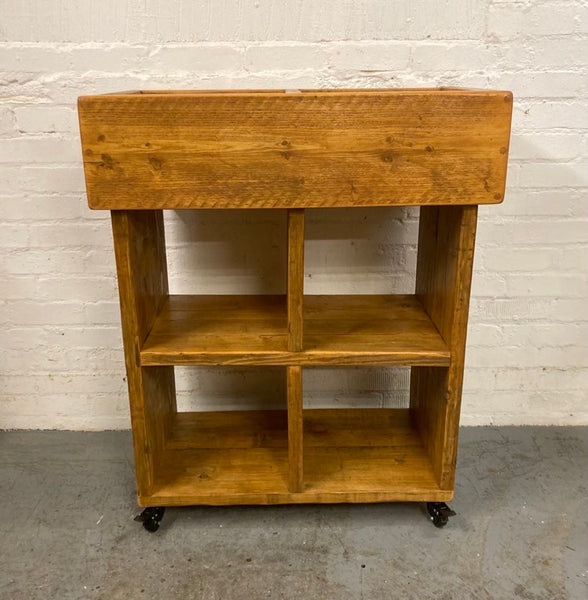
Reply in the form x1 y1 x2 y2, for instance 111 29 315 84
426 502 456 528
134 506 166 532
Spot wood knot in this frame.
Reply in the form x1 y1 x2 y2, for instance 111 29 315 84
381 150 396 163
99 153 116 169
148 156 163 171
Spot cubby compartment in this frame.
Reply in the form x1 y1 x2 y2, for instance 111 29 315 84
163 210 287 296
296 366 451 502
301 405 447 501
147 366 293 505
304 206 420 295
141 210 290 365
151 407 293 505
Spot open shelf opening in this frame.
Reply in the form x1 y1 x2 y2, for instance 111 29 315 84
301 408 444 499
152 366 290 503
174 365 286 413
163 210 287 296
169 365 287 449
304 206 419 296
298 366 444 499
303 366 411 409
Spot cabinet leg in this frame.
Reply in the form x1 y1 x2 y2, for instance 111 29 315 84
134 507 166 532
426 502 456 528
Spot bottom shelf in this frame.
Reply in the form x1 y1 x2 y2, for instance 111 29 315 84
141 409 451 506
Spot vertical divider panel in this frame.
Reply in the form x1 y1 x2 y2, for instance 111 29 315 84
287 366 304 493
111 210 177 500
287 209 305 352
410 205 478 490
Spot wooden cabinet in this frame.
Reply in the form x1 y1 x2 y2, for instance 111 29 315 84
78 89 512 517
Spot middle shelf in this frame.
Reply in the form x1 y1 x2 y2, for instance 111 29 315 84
140 294 450 367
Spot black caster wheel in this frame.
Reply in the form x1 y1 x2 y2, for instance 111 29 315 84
134 507 166 532
426 502 456 528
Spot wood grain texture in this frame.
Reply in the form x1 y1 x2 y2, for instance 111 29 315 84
139 294 450 366
78 89 512 210
167 410 288 450
410 205 478 489
303 295 450 364
287 209 305 351
139 409 451 506
111 210 176 497
287 366 304 492
140 294 289 364
167 408 426 449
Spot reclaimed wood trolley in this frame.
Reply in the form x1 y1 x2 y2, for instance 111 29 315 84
78 89 512 531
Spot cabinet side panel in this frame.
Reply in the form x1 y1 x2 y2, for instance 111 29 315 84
411 205 477 489
111 210 176 497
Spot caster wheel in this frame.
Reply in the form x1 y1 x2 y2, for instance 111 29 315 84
431 513 448 528
134 507 166 533
142 518 160 533
426 502 456 528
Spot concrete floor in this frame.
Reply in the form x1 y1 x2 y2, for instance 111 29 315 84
0 428 586 600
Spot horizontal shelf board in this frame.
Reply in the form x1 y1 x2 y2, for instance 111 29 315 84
141 294 289 364
303 295 449 362
140 294 450 366
146 409 449 505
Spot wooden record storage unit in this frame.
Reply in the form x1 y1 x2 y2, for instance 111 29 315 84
78 89 512 527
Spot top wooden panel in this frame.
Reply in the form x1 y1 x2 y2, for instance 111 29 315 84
78 88 512 210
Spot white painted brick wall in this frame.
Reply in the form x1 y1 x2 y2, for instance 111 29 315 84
1 0 586 429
